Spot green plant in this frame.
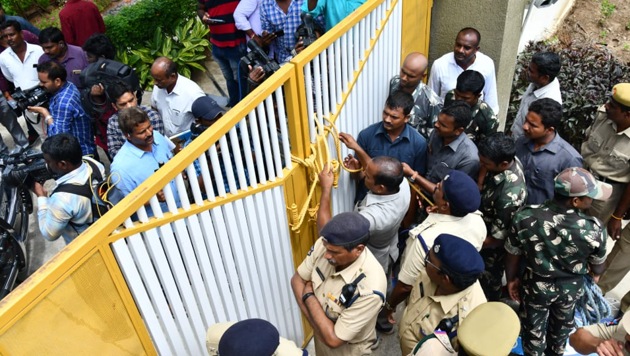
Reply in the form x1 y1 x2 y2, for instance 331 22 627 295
0 0 50 17
600 0 616 18
104 0 198 50
33 6 60 29
93 0 112 12
120 17 210 90
600 30 608 40
623 43 630 52
506 41 630 150
626 21 630 30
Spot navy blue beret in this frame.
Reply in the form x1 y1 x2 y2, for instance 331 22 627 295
320 212 370 245
218 319 279 356
433 234 484 276
442 170 481 215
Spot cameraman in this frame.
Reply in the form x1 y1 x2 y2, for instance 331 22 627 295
28 60 96 157
33 133 105 244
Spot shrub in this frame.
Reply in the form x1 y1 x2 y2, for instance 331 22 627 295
119 17 210 90
0 0 50 17
104 0 198 50
33 6 60 29
506 41 630 149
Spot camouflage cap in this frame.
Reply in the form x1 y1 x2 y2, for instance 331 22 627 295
458 302 520 356
612 83 630 107
554 167 612 200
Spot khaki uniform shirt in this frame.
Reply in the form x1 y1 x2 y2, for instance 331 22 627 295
582 320 630 356
398 212 486 286
410 336 456 356
297 237 387 356
582 106 630 183
398 270 487 356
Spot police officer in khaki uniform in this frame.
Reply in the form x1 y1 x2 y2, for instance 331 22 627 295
409 301 520 356
393 233 487 355
206 318 304 356
291 212 387 355
583 83 630 311
570 309 630 355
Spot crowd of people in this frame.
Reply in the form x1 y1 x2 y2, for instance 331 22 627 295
1 1 628 355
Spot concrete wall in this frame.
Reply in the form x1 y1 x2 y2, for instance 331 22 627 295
428 0 529 128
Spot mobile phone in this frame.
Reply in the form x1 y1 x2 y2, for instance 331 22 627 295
273 29 285 37
206 18 225 24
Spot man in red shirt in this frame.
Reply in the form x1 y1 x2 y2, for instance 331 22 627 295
59 0 106 47
197 0 247 107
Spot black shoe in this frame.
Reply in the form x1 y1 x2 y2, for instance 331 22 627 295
375 322 394 335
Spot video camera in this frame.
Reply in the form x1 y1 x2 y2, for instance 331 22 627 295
8 86 51 116
1 149 53 188
241 40 281 77
79 58 142 117
296 13 319 49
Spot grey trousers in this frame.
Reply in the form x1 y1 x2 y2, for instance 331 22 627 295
0 96 28 152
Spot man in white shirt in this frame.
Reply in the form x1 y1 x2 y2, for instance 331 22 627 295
150 56 205 138
510 51 562 139
0 20 45 137
428 27 499 115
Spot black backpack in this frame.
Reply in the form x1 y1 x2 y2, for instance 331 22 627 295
52 159 115 223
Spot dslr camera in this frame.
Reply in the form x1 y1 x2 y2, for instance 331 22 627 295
1 149 53 188
8 86 51 116
296 13 319 49
241 40 281 77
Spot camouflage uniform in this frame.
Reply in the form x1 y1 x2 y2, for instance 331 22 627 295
505 200 608 356
389 76 443 139
444 90 498 144
479 158 527 300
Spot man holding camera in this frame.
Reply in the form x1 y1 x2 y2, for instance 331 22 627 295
32 133 105 244
28 61 95 156
0 20 45 141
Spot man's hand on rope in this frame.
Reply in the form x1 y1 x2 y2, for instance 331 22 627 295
342 154 361 171
338 132 360 151
318 163 334 190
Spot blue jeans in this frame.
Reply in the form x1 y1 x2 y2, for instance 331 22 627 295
212 42 247 107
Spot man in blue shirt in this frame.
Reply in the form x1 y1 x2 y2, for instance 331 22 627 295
28 60 95 156
302 0 365 31
515 98 582 205
111 106 180 218
340 90 427 203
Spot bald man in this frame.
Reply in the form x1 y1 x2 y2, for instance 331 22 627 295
389 52 443 139
150 56 205 137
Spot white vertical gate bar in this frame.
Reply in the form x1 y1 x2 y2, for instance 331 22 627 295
227 199 269 318
267 187 302 342
264 96 284 178
218 135 238 194
256 102 277 179
248 110 268 183
328 45 337 114
242 195 281 326
334 40 342 107
112 239 176 355
320 51 330 116
274 88 292 169
210 205 248 320
199 208 240 321
227 126 248 190
304 62 316 142
312 55 323 139
238 117 259 188
151 205 206 352
197 152 217 202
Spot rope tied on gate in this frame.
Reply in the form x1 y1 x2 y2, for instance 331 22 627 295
288 115 361 232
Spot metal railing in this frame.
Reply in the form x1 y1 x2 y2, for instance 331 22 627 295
0 0 431 354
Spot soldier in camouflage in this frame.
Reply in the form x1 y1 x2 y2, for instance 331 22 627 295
444 70 498 144
389 52 443 140
477 133 527 301
505 167 612 356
